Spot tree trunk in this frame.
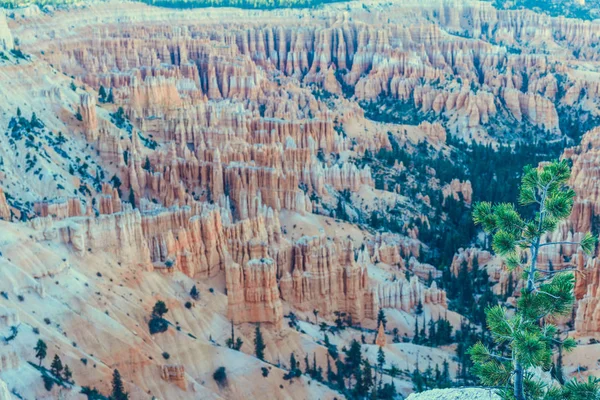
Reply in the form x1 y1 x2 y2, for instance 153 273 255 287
514 361 525 400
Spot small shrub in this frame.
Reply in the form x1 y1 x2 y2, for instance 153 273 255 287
80 358 88 365
81 386 104 399
44 318 51 325
148 317 168 335
190 285 199 300
17 295 24 302
152 301 168 318
42 375 55 391
261 367 269 377
185 301 192 309
209 288 214 294
162 352 170 360
213 366 227 386
32 327 40 335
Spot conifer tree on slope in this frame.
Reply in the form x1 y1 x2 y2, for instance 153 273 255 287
469 160 599 400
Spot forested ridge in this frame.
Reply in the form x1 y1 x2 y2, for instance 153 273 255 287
0 0 348 9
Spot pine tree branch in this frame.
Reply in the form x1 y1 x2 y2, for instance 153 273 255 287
536 267 577 274
539 241 580 248
534 289 561 300
488 352 512 361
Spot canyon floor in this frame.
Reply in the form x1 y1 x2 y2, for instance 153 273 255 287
1 0 600 399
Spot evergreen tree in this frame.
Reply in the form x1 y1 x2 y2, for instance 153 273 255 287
344 340 363 391
412 367 425 392
377 346 386 390
324 334 338 359
286 352 301 379
99 85 107 102
143 156 151 171
415 299 423 315
152 300 168 318
109 369 129 400
326 355 335 383
226 321 243 350
106 88 114 103
254 324 266 360
50 354 63 377
190 285 199 300
412 319 420 344
469 160 599 400
377 309 387 330
441 359 451 388
64 365 73 383
419 319 426 343
304 353 310 374
360 360 374 397
428 318 436 346
128 187 136 208
335 359 346 390
388 364 400 380
34 339 47 366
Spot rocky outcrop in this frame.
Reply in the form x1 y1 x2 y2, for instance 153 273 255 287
57 208 153 269
0 188 10 220
574 255 600 334
226 258 283 326
141 205 231 277
451 248 493 275
502 88 559 132
443 179 473 205
375 322 386 347
376 278 446 311
80 93 99 140
160 364 187 390
34 197 84 219
278 236 378 321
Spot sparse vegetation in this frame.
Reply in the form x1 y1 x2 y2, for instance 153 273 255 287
213 366 227 386
149 300 169 334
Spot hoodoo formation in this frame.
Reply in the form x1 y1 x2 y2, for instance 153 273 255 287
1 0 600 399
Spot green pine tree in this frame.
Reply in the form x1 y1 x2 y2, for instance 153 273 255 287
413 319 420 344
34 339 47 366
50 354 63 377
254 324 266 360
152 300 168 318
64 364 73 384
99 85 107 102
128 187 136 208
377 309 387 330
415 299 423 315
106 88 114 103
109 369 129 400
469 160 599 400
